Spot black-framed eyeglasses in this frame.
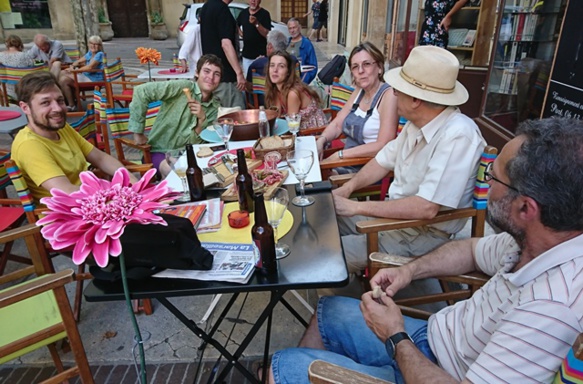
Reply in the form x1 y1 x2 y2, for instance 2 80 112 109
484 162 519 192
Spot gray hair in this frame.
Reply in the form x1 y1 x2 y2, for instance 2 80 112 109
34 34 50 45
507 117 583 231
287 17 300 26
267 30 288 52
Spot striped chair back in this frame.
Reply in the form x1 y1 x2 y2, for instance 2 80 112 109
554 334 583 383
92 87 111 154
473 146 497 209
5 160 35 213
68 104 96 144
65 48 80 61
0 152 11 192
0 63 49 105
103 57 125 83
252 70 266 95
106 101 160 139
397 116 408 136
330 78 354 112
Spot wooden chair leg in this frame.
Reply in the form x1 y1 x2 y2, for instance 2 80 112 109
73 263 86 322
131 299 154 315
47 343 70 384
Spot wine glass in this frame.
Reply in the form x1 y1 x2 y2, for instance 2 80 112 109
165 150 189 202
266 187 290 259
286 149 315 207
285 113 301 143
214 118 234 152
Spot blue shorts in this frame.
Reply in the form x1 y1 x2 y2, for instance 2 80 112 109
312 19 321 29
271 296 436 384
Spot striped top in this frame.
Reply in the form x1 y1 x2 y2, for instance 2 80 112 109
429 232 583 383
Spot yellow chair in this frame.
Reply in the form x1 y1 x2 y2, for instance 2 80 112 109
0 63 49 106
0 224 94 383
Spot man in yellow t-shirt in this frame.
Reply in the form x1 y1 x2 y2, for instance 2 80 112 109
11 71 137 202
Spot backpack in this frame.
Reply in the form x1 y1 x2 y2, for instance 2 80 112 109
90 214 214 281
317 55 347 85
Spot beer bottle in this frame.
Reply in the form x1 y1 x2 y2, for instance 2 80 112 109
236 148 254 213
185 144 206 201
252 192 277 275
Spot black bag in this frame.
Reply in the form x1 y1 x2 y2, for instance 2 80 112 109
317 55 347 85
90 214 214 281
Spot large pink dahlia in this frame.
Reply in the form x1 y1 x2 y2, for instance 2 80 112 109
37 168 180 267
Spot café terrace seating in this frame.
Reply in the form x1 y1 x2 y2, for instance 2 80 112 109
0 62 49 107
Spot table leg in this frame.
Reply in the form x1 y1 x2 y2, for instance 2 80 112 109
279 296 309 327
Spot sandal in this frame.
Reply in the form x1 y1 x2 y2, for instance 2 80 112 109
251 359 270 382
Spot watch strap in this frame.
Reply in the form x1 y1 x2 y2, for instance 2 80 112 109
386 332 413 359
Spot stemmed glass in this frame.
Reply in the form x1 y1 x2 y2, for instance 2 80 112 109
285 113 301 143
266 187 290 259
286 149 315 207
165 150 189 202
214 118 234 152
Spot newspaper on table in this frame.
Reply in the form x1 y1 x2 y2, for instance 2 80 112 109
153 242 257 284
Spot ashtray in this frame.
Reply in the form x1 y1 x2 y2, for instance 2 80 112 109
228 210 250 228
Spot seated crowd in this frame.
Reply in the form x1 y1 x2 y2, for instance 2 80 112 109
3 24 583 384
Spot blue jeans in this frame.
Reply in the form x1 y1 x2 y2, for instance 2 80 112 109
271 296 436 384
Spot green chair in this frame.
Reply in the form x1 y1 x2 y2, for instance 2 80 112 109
0 224 94 383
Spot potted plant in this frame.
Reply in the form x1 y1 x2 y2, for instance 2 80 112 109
149 10 168 40
98 7 114 41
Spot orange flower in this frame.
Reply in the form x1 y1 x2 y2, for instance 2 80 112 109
135 47 161 66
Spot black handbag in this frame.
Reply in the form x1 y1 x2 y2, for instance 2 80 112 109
90 214 213 281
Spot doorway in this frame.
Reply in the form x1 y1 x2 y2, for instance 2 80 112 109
106 0 149 37
337 0 349 46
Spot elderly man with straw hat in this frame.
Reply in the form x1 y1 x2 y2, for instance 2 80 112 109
333 45 486 278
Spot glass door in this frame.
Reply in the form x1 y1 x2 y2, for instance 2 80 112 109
481 0 567 135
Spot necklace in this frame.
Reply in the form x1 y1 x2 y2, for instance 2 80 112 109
362 83 381 104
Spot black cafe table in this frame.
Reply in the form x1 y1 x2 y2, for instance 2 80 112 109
84 187 348 383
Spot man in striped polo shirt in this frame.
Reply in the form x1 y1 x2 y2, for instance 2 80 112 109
268 117 583 383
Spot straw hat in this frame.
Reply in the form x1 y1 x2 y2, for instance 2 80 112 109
384 46 468 106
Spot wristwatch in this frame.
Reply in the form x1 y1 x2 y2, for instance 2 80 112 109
255 23 260 28
385 332 413 359
338 149 344 159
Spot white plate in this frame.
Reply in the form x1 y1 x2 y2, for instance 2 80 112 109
200 118 289 143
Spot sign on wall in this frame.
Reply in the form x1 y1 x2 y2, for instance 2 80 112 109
543 0 583 120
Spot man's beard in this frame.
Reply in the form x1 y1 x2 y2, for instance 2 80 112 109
31 110 66 132
487 192 525 247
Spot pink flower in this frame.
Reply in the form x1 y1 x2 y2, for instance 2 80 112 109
37 168 180 267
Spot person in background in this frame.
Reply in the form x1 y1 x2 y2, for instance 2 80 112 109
316 42 398 170
26 34 72 73
200 0 246 110
237 0 272 78
316 0 328 42
58 35 105 111
0 35 34 102
419 0 469 48
269 117 583 384
303 0 321 41
246 30 295 106
11 71 135 203
286 17 318 84
128 54 222 171
178 13 202 74
264 50 326 130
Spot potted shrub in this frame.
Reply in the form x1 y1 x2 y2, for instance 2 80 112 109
149 11 168 40
98 7 114 41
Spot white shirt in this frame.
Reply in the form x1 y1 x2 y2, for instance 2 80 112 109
375 107 486 234
429 232 583 383
178 24 203 73
353 105 382 144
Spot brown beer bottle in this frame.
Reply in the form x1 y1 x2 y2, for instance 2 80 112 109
252 192 277 275
185 144 206 201
236 148 254 213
